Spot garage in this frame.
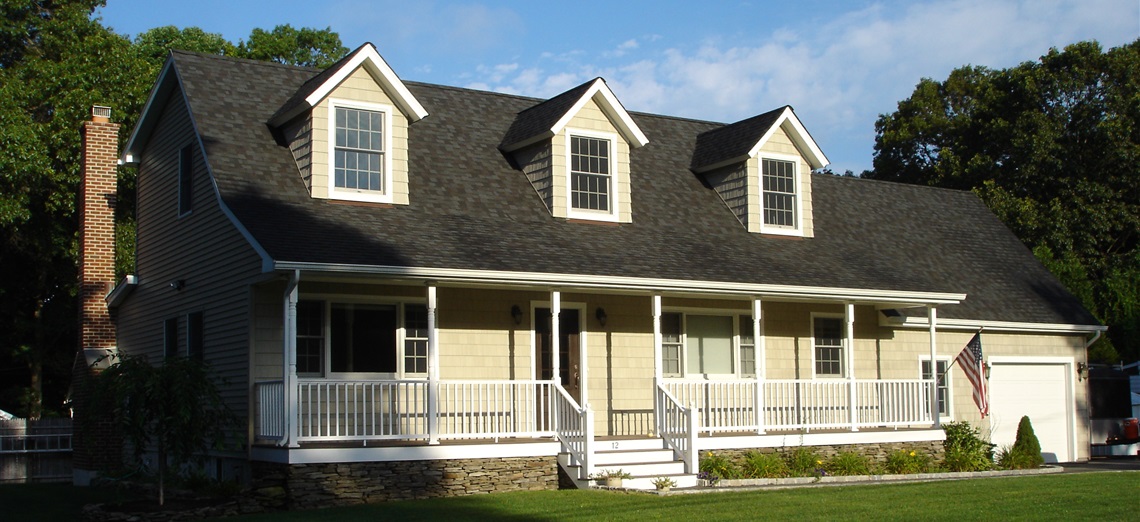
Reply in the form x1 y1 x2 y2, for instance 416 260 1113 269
987 358 1074 463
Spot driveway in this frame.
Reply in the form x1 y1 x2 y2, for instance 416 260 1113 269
1060 457 1140 473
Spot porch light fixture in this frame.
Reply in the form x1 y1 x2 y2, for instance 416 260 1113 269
510 305 523 325
169 279 185 291
983 361 991 380
1077 362 1088 381
595 307 607 327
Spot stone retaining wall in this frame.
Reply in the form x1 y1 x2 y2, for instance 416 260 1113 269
708 440 946 466
251 456 558 509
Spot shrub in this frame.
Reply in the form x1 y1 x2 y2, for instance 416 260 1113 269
885 449 935 474
826 451 877 476
742 451 790 478
699 451 740 479
1001 416 1045 469
784 447 824 477
942 421 994 472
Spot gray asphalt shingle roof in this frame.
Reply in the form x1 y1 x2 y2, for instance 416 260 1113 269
167 49 1097 326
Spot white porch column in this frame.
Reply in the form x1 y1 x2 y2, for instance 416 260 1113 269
753 298 765 434
652 295 662 435
427 284 440 444
928 305 940 428
283 270 300 447
845 302 858 432
551 290 561 386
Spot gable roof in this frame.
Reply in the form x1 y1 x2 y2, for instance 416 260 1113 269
691 106 827 172
500 77 649 151
267 42 427 127
143 50 1098 327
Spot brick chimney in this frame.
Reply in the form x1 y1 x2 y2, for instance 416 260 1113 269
77 105 119 352
73 105 122 486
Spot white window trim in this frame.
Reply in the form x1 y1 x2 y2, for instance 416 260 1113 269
662 308 753 380
327 98 395 204
757 151 803 236
564 128 620 222
919 355 954 421
301 294 426 380
810 312 846 379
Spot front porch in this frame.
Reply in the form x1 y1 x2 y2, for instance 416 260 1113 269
254 377 938 482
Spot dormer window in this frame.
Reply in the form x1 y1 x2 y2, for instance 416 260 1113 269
334 106 385 193
328 99 393 203
761 156 798 228
570 134 614 214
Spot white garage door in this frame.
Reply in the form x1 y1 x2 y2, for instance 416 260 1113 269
988 362 1072 463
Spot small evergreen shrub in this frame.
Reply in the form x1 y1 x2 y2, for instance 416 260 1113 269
942 421 994 472
885 449 935 474
742 450 790 478
784 447 824 477
699 451 741 479
826 451 877 476
1002 416 1045 469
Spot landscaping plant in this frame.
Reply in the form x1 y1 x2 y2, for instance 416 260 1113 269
885 449 935 474
825 451 877 476
998 416 1045 469
699 451 741 480
942 421 994 472
783 446 824 477
742 450 790 478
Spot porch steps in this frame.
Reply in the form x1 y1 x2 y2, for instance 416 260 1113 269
560 438 698 491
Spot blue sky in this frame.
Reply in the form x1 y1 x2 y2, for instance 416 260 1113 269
96 0 1138 174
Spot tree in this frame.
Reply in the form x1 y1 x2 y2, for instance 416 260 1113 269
85 355 235 505
0 1 349 418
238 24 348 69
867 40 1140 363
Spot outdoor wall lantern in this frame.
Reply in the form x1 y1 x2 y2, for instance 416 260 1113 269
595 307 608 327
1076 362 1088 381
983 361 991 380
510 305 523 325
169 279 185 291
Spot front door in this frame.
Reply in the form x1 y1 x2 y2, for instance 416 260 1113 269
536 308 581 401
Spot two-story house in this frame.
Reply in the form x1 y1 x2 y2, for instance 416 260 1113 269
75 43 1103 504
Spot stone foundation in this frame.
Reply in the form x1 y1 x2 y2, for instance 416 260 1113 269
708 440 946 466
251 456 558 509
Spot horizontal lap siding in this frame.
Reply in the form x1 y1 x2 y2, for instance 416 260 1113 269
116 94 263 434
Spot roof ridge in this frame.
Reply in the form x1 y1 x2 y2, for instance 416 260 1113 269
816 172 977 196
169 49 323 74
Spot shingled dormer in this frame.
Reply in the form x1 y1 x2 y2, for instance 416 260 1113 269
269 43 428 205
501 78 648 223
692 106 827 237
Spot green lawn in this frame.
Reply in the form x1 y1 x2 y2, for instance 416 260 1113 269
3 472 1136 521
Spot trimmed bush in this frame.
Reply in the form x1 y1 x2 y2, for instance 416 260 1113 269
742 451 790 478
942 421 994 472
1001 416 1045 469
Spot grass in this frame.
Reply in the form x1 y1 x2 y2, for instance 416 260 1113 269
3 472 1135 521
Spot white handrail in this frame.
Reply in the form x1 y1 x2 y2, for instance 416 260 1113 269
656 385 697 473
551 383 593 480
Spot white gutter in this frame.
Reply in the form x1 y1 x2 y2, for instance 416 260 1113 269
891 315 1107 335
272 261 966 306
1083 329 1103 349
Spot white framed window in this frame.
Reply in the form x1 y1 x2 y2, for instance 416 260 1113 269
565 129 619 221
758 153 803 236
661 311 755 378
811 314 844 378
295 299 425 378
327 99 394 204
920 357 953 419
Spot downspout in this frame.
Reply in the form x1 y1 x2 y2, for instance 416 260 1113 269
282 270 300 447
1083 329 1102 350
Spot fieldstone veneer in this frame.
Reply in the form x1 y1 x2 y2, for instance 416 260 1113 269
252 456 558 508
710 441 946 466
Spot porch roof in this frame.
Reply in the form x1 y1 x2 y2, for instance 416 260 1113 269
160 50 1097 327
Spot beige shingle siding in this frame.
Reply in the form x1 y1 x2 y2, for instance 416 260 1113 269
757 124 814 237
282 116 313 192
311 67 411 204
556 98 632 223
515 142 554 213
115 92 263 431
704 162 750 228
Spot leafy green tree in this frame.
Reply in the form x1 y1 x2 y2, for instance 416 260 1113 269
85 355 235 505
238 24 348 68
868 40 1140 362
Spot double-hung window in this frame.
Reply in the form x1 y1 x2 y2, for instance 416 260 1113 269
739 316 756 377
921 358 951 417
812 316 844 377
329 100 392 202
761 157 798 230
569 133 615 216
295 300 426 377
661 312 753 378
661 313 683 377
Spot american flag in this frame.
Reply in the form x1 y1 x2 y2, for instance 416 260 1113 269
955 333 988 418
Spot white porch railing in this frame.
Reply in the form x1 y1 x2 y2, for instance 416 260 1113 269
297 380 429 442
656 385 697 473
436 380 555 439
551 383 593 480
254 380 285 440
666 379 933 432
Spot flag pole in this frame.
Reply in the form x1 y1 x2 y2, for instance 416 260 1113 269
941 326 984 379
